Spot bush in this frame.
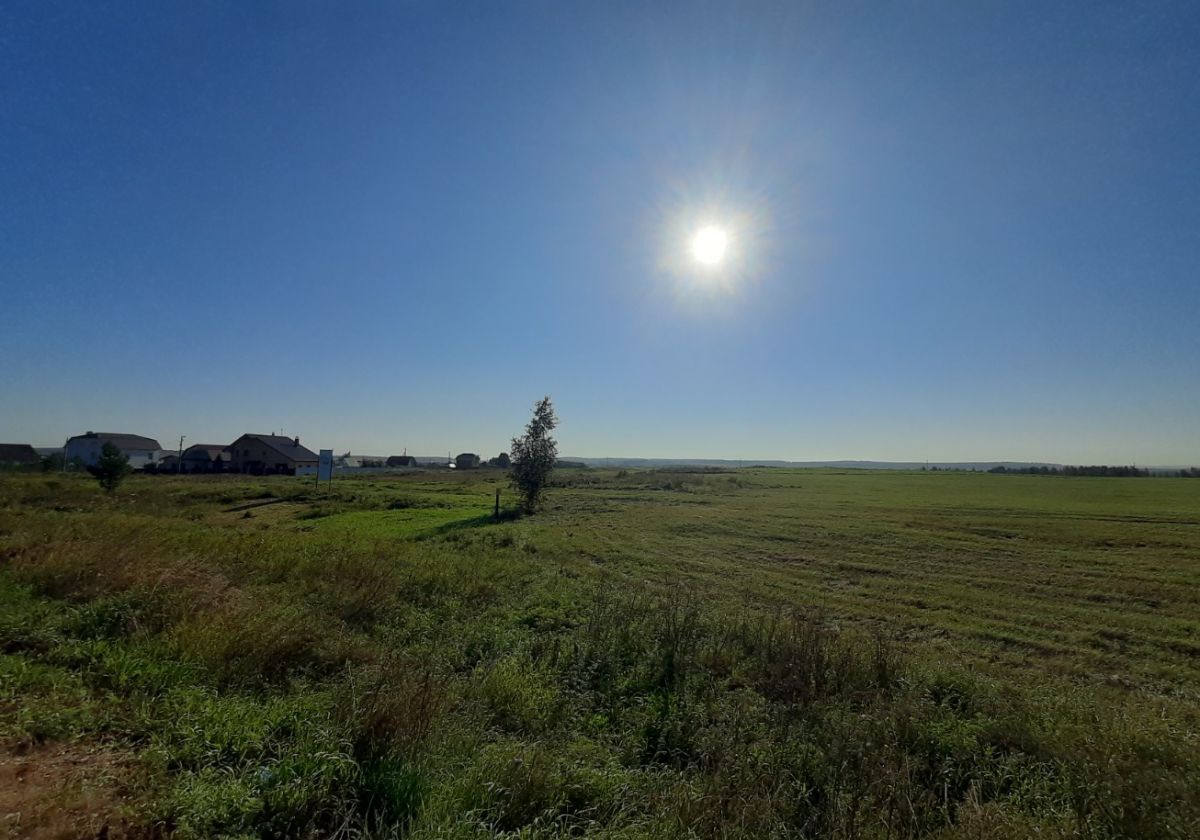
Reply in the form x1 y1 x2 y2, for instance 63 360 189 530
94 442 131 493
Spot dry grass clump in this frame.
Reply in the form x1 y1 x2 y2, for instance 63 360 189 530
3 521 240 637
172 598 353 690
334 657 449 759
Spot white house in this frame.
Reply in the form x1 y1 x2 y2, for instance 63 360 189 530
64 432 163 470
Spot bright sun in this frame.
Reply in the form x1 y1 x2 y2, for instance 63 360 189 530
690 225 729 266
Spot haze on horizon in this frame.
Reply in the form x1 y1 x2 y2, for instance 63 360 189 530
2 2 1198 466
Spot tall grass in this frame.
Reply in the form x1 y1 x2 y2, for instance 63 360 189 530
1 472 1198 837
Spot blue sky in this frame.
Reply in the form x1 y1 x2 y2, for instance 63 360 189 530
3 1 1198 463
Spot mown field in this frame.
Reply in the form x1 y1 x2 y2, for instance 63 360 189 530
1 468 1198 838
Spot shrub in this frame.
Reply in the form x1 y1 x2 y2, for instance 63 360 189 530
94 442 131 493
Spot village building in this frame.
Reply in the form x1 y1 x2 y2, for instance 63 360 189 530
335 453 384 468
0 444 41 468
64 432 162 470
182 444 231 474
228 434 318 476
455 452 482 470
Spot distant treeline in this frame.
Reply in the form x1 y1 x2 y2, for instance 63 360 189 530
988 465 1200 478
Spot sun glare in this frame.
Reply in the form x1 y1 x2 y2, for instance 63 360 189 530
690 225 729 266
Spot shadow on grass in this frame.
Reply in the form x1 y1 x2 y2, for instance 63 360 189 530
422 509 523 538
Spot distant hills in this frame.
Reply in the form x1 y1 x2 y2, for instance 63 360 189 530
562 457 1192 474
564 457 1049 470
281 454 1196 474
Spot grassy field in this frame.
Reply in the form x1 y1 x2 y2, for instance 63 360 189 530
1 468 1198 838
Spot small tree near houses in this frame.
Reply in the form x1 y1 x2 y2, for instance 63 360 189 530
509 396 557 513
95 441 131 493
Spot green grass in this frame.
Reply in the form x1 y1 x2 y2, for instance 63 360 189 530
1 468 1198 837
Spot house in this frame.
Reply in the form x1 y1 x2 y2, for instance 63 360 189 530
64 432 162 470
455 452 482 470
228 434 318 476
0 444 41 468
182 444 231 474
335 453 384 468
386 455 418 467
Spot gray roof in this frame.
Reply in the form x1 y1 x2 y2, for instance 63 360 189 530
183 444 230 460
67 432 162 450
0 444 41 464
234 434 319 463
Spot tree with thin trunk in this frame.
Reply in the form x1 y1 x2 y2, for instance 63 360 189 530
95 441 131 493
509 396 557 513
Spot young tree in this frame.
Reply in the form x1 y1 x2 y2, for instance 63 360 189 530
95 441 131 493
509 396 557 512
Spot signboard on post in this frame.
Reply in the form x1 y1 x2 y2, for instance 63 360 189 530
318 449 334 485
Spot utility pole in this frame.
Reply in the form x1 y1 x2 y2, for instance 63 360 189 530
178 435 186 475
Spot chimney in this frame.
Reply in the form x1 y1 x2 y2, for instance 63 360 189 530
294 436 300 447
